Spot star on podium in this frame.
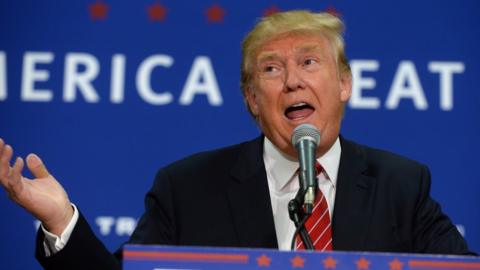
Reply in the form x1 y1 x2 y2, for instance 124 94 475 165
256 254 271 267
323 256 337 269
290 255 305 268
389 258 404 270
356 257 370 270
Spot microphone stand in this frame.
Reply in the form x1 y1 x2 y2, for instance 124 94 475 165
288 191 314 250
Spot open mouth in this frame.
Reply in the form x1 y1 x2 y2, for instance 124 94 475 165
284 102 315 120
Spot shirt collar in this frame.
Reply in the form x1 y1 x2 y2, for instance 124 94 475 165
263 136 341 192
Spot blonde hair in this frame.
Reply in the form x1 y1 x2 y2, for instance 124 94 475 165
240 10 351 115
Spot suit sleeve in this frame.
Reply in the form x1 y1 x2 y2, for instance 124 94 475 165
412 165 475 255
35 210 121 270
35 169 177 269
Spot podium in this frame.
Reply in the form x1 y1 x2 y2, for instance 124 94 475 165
123 244 480 270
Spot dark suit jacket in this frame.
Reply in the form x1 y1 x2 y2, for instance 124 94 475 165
36 136 473 269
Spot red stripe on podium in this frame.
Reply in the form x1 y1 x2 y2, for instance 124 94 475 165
409 260 480 269
124 250 249 264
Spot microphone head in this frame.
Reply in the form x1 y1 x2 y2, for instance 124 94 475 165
291 124 321 146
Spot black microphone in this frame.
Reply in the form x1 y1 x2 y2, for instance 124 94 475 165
291 124 320 215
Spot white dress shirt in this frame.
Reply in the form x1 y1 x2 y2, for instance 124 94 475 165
42 203 79 256
44 136 341 254
263 137 341 250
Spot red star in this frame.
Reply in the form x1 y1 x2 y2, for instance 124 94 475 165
323 256 337 269
256 254 271 267
290 255 305 268
89 0 109 20
325 6 341 17
389 258 404 270
356 257 370 270
206 4 225 23
263 5 281 17
147 2 167 22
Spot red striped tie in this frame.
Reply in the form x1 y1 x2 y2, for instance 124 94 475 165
296 162 333 251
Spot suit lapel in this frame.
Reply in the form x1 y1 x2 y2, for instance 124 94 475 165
226 136 278 248
224 135 376 250
332 137 377 251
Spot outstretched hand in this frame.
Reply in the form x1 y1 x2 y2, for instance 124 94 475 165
0 138 73 236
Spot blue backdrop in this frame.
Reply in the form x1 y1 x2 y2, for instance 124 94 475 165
0 1 478 269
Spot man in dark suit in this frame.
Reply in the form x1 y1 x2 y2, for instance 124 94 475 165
0 10 473 270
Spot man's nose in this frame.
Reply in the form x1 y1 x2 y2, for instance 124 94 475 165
284 66 306 92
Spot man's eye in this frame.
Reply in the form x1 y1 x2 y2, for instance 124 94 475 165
263 65 277 72
304 58 317 65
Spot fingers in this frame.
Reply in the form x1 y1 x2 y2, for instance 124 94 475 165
0 142 25 199
26 153 50 178
8 157 25 197
0 138 4 156
0 143 14 186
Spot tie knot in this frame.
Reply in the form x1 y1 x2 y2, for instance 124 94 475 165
315 161 323 176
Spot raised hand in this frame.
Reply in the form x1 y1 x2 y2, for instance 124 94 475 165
0 138 74 236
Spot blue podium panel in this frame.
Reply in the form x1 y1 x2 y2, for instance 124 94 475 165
123 245 480 270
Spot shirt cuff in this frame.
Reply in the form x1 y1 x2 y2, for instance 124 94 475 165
42 203 79 257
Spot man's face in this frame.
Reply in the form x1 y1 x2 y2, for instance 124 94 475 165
245 33 352 158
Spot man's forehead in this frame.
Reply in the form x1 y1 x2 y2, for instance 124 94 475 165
256 35 330 61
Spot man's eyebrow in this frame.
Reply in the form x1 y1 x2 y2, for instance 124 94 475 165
296 43 323 54
257 52 282 64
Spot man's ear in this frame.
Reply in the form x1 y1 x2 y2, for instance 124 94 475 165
339 73 352 102
245 87 259 116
